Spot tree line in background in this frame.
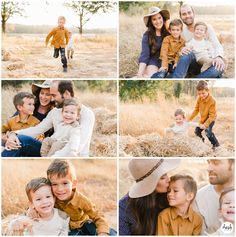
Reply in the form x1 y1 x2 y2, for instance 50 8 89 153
119 81 234 102
2 80 117 94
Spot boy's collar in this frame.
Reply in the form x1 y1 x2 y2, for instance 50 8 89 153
170 206 194 222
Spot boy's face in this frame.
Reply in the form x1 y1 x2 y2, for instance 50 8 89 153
30 185 55 217
18 98 35 115
175 114 185 125
220 191 235 222
170 25 182 39
58 18 65 28
194 25 207 40
167 180 193 207
207 160 234 185
50 174 77 201
62 105 78 124
197 89 209 100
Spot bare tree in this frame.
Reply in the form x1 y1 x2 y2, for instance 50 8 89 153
65 1 116 35
1 0 27 33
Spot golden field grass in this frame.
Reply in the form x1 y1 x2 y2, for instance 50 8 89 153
1 84 117 157
119 94 234 157
1 159 117 234
2 33 117 78
119 13 234 78
119 159 209 198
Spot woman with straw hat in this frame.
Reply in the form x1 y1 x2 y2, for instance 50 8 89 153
119 158 180 235
137 6 170 78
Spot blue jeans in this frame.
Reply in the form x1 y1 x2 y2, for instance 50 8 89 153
195 122 220 147
172 52 223 78
1 134 41 157
54 47 67 68
151 63 175 78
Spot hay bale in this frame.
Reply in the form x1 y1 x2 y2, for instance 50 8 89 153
2 49 11 61
7 62 25 71
218 32 234 44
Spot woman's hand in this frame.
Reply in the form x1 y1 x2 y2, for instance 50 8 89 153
5 133 21 150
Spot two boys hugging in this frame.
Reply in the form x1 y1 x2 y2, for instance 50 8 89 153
8 160 116 236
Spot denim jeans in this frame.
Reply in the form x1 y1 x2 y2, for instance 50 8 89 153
68 221 117 236
1 134 42 157
172 52 223 78
151 63 175 78
195 122 220 147
54 47 67 68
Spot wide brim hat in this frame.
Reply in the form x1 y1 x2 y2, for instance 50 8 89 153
143 6 170 27
128 159 180 198
32 80 52 96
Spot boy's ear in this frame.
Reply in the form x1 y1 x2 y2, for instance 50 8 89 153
16 104 22 111
186 192 194 202
72 179 78 189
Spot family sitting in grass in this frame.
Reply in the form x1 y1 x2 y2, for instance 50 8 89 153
1 80 95 157
8 159 117 236
165 80 220 150
138 4 226 78
119 159 235 236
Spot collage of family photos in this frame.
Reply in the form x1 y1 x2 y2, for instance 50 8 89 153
1 0 235 236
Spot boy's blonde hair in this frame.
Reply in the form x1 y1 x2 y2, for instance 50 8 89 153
196 80 209 91
169 19 183 31
58 16 66 22
219 188 235 209
170 174 197 203
174 108 186 118
25 177 51 202
13 92 35 111
194 21 208 32
47 159 77 182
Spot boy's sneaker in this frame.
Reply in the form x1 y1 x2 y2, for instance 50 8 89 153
71 55 73 59
201 137 205 143
212 143 220 151
63 67 67 72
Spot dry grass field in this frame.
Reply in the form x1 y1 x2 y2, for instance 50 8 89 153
1 159 117 235
119 159 209 198
119 94 234 157
119 13 234 78
1 84 117 157
2 33 117 78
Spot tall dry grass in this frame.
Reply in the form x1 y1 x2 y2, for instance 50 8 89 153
119 13 235 78
1 84 118 157
2 159 117 229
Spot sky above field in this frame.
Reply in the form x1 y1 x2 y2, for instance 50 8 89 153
213 79 235 88
7 0 117 29
185 0 234 6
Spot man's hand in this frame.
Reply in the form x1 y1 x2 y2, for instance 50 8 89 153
212 56 225 71
180 46 192 55
5 133 21 150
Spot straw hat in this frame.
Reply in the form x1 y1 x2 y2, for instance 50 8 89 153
143 6 170 27
31 80 52 96
128 159 180 198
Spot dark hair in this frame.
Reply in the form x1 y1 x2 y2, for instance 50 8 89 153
196 80 209 91
13 92 35 111
179 4 194 17
47 159 76 181
146 12 170 55
127 192 169 235
25 177 51 202
169 19 183 30
170 174 197 203
58 80 74 97
219 188 234 209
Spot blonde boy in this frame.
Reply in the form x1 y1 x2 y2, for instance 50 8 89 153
2 92 42 143
46 16 69 72
188 80 219 149
47 159 113 235
157 174 203 235
40 99 81 157
8 177 69 235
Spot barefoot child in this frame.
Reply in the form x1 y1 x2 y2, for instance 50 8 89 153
151 19 185 78
157 174 203 235
67 31 74 59
8 177 69 235
165 108 198 136
46 16 69 72
40 98 81 157
188 80 220 149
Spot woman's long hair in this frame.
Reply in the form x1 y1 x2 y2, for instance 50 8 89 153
146 13 170 55
127 192 169 235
